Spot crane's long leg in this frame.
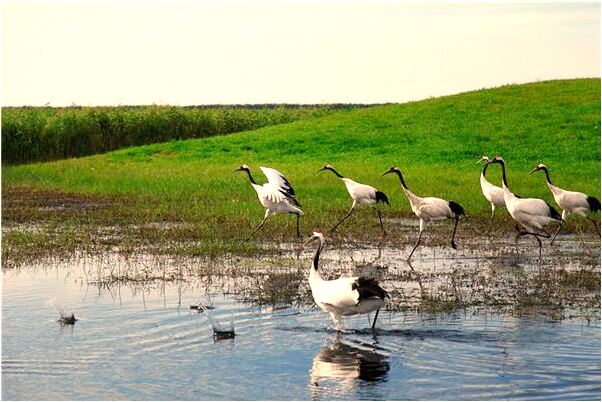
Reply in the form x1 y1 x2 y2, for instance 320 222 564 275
295 213 301 238
516 230 545 260
551 210 567 245
486 205 495 235
408 219 425 261
375 208 385 233
329 203 356 233
371 309 380 330
533 234 543 260
550 223 563 245
450 216 460 249
246 210 271 241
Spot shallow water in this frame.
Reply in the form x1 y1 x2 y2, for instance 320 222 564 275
2 247 601 400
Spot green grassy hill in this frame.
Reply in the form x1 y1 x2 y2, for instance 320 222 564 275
3 79 600 246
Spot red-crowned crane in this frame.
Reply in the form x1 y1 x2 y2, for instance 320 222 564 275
317 164 390 233
381 166 465 261
305 230 388 331
478 155 505 234
234 164 303 240
529 163 600 243
485 157 563 258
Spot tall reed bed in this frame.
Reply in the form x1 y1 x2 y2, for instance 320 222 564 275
1 104 364 164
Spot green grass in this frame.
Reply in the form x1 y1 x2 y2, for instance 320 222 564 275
2 79 600 257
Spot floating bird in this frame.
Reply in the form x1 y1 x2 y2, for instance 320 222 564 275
305 230 388 331
382 166 465 261
58 313 77 325
318 164 390 233
234 164 304 239
485 157 563 257
478 155 505 234
529 163 600 243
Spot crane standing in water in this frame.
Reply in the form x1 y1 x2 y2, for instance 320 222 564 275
234 164 304 240
529 163 600 243
478 155 506 234
305 230 388 331
485 157 563 258
382 166 465 261
318 164 390 234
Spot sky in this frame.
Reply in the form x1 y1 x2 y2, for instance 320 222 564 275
2 0 600 106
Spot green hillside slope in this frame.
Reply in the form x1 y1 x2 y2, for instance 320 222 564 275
3 79 600 246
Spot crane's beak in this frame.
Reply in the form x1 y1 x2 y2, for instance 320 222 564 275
528 167 538 175
303 235 317 247
381 170 393 177
316 167 326 173
232 167 243 173
476 158 485 164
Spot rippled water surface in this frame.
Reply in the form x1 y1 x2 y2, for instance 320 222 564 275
2 247 600 400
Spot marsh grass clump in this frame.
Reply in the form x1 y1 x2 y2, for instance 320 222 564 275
1 104 363 164
244 271 305 306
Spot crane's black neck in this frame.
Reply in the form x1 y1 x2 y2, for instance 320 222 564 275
540 166 553 185
481 163 489 176
313 241 322 271
324 166 344 178
393 170 409 190
243 168 257 185
497 160 509 188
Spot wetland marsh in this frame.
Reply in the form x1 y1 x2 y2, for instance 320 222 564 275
2 79 600 400
2 237 600 400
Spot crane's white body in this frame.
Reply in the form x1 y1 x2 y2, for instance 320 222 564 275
319 165 389 233
480 170 505 209
309 270 384 319
478 156 506 234
502 187 558 233
236 164 303 239
382 167 464 260
404 190 456 223
251 166 303 216
545 181 592 220
486 157 562 258
529 163 600 242
307 232 385 330
340 178 381 207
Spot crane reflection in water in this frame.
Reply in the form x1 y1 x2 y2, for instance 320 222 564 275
309 333 390 399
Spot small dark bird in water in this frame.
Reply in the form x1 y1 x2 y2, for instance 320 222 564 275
213 329 236 341
59 313 77 325
189 303 215 311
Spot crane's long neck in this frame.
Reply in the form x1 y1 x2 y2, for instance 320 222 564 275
481 163 489 177
325 167 344 178
393 170 421 207
310 240 324 282
498 161 509 189
393 170 409 190
312 241 322 272
541 167 553 185
243 168 257 185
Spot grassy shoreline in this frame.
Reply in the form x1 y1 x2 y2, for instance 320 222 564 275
3 79 600 265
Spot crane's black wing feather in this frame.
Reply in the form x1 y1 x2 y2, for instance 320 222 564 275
352 277 388 301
